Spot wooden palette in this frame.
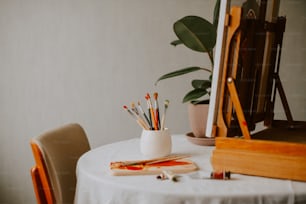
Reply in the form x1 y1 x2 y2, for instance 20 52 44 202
110 159 198 176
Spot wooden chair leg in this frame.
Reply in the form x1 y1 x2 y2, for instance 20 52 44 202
31 166 48 204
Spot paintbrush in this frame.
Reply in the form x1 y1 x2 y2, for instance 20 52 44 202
137 101 152 129
110 154 190 168
123 105 149 130
131 102 150 130
153 92 160 130
160 100 169 130
146 93 157 130
145 95 153 130
131 102 139 115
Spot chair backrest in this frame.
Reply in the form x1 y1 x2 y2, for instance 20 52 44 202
30 123 91 204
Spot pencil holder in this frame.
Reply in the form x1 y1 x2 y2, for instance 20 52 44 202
140 129 172 159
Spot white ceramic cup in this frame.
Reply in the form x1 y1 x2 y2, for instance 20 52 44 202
140 129 172 159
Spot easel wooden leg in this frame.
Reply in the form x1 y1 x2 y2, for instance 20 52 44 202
274 74 294 127
226 77 251 139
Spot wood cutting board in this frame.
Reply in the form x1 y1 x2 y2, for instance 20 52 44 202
110 159 198 176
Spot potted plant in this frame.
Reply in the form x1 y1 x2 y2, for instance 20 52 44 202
155 0 220 138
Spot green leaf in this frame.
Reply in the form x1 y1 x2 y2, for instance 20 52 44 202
155 67 202 85
213 0 221 29
173 16 216 53
191 80 211 89
170 39 183 46
182 88 208 103
209 74 213 81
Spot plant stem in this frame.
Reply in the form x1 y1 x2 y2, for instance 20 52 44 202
208 50 214 66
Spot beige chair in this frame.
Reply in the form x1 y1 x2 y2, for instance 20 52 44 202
30 123 91 204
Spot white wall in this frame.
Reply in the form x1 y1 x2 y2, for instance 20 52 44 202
276 0 306 120
0 0 214 203
0 0 304 203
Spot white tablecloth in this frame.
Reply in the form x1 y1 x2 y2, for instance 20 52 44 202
74 135 306 204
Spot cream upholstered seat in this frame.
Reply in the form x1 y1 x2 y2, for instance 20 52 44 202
30 123 90 204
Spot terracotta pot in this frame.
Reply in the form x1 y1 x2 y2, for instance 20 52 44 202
188 103 209 138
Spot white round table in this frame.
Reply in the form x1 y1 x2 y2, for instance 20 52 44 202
74 135 306 204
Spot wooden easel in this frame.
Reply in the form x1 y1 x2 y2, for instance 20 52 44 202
211 0 306 181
